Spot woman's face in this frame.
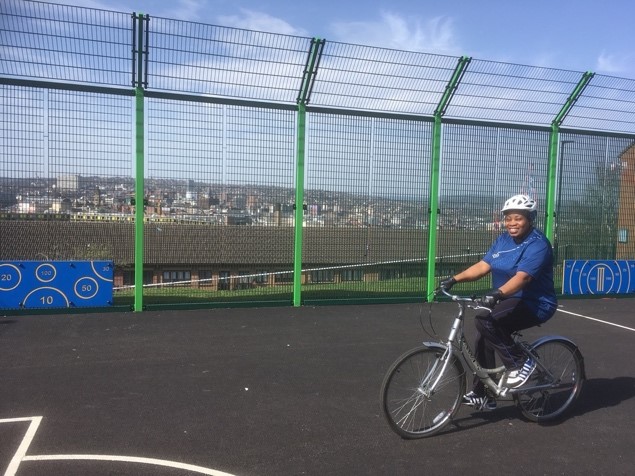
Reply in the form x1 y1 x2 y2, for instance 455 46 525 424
504 212 531 240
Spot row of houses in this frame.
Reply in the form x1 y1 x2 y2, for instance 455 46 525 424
2 142 633 294
0 220 478 292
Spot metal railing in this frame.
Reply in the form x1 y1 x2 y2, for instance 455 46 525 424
1 0 634 311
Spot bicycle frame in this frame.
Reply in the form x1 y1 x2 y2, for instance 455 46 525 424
424 290 562 398
381 289 585 437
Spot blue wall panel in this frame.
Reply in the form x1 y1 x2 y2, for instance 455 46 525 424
563 260 635 295
0 261 113 309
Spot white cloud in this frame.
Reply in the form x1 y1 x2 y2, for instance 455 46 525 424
595 51 633 75
159 0 207 22
526 52 561 70
39 0 131 12
217 9 308 36
329 11 461 55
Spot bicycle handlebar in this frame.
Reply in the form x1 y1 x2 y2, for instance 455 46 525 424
436 287 477 302
435 288 493 313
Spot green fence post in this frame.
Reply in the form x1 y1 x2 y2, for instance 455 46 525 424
426 115 442 299
134 86 144 312
293 103 306 306
426 56 471 299
545 124 559 241
133 13 146 312
546 71 595 243
293 38 324 306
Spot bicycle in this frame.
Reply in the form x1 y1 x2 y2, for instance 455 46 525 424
380 288 585 439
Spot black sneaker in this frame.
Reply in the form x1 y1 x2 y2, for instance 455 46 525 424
462 391 497 411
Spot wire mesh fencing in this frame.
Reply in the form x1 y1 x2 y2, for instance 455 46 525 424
142 100 297 305
1 0 132 86
147 15 311 101
303 113 430 302
554 134 633 261
1 1 635 311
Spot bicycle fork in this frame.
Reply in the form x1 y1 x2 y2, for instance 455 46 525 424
418 345 455 398
419 313 464 397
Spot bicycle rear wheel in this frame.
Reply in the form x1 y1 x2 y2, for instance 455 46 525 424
514 337 584 422
380 346 466 439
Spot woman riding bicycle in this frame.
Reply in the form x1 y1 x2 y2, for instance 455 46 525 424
440 194 558 411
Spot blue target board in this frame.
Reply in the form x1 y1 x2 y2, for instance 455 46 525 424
0 261 113 309
562 260 635 295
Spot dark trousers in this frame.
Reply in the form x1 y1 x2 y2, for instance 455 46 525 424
472 298 542 395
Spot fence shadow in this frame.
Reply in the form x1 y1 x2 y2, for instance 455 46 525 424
0 319 18 338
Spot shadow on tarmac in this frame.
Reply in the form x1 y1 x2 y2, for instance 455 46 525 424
570 377 635 417
423 376 635 439
423 406 521 439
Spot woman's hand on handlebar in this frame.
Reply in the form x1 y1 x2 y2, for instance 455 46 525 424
439 276 457 292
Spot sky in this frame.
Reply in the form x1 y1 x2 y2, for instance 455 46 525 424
41 0 635 80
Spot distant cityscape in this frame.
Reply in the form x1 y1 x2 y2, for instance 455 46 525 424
0 174 508 231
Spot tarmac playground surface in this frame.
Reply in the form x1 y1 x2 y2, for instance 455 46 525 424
1 297 634 475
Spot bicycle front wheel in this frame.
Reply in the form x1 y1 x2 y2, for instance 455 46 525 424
380 346 466 439
514 338 584 422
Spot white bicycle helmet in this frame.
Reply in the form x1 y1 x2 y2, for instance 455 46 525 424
501 194 537 213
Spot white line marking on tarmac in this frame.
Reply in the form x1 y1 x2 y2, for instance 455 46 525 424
1 416 42 476
558 309 635 332
22 455 238 476
1 416 238 476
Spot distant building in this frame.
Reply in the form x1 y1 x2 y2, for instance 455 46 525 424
616 142 635 258
50 198 72 213
0 220 432 292
57 174 88 191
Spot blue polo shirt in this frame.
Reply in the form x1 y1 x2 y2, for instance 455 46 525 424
483 228 557 321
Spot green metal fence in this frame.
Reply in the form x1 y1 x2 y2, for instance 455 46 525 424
1 1 634 312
